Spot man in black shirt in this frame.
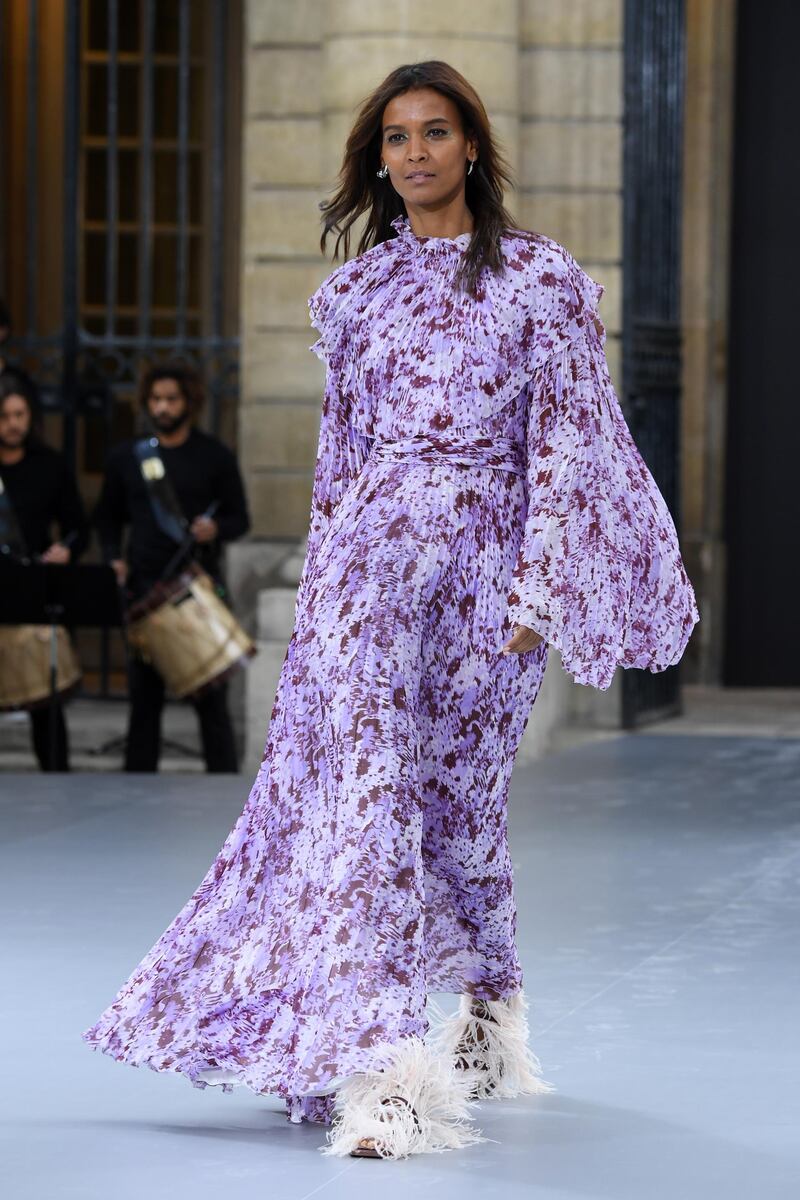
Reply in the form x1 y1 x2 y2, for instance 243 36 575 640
0 372 89 770
94 363 250 773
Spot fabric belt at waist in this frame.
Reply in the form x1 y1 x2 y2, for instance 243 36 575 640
370 433 526 477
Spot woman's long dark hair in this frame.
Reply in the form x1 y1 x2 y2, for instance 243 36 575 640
318 61 520 295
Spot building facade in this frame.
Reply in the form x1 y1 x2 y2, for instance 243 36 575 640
0 1 751 770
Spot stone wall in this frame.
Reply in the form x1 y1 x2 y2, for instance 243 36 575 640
238 0 627 769
516 1 625 738
241 0 623 537
240 0 327 542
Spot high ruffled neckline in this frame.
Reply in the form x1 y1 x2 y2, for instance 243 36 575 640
389 214 473 251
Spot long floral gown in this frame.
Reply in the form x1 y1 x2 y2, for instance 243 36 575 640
82 214 699 1125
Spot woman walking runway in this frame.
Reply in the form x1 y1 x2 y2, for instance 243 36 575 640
82 61 699 1159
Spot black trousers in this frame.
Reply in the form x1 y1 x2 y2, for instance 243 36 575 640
124 656 239 773
29 702 69 771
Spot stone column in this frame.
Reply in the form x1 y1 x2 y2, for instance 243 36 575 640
236 1 327 769
680 0 737 684
518 0 623 382
517 1 625 744
239 0 524 770
240 0 327 542
321 1 520 184
240 0 522 546
238 1 633 765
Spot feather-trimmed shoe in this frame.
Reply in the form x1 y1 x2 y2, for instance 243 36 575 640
349 1095 420 1158
433 991 556 1101
321 1035 485 1159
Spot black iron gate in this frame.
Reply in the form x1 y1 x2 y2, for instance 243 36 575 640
621 0 687 728
0 0 239 458
0 0 240 695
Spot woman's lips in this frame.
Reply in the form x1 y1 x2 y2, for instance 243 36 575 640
407 172 434 183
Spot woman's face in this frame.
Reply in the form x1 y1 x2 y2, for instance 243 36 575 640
379 87 477 213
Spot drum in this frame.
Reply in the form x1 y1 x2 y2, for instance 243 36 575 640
0 624 82 712
126 563 256 700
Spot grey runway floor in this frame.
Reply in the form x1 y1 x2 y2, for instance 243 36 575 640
1 734 799 1199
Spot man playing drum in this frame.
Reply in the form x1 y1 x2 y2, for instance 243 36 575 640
0 371 89 770
94 364 251 773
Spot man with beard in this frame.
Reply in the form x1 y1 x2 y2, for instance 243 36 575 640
94 363 250 773
0 371 88 770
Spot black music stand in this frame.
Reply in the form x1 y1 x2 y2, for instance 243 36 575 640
0 559 122 768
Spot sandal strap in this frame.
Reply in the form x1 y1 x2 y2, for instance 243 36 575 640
381 1094 421 1132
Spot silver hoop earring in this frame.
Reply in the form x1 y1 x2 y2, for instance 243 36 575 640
377 163 389 179
467 159 475 176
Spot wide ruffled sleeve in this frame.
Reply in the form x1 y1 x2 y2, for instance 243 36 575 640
296 267 374 600
506 262 699 690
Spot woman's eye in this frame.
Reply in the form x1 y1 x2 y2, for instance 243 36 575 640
385 128 449 143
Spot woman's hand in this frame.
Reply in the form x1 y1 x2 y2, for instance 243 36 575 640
501 624 544 655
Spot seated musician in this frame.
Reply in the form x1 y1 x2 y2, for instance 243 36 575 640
94 363 251 773
0 371 89 770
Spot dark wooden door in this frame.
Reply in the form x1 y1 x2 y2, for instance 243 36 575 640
724 0 800 685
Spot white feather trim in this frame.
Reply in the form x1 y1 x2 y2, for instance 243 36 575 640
429 991 555 1101
321 1035 486 1159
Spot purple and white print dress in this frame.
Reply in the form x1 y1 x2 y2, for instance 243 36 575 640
82 214 699 1125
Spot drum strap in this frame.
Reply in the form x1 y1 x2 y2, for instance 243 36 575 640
0 475 29 560
133 437 189 545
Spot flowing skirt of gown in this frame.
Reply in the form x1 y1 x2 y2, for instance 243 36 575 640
81 428 549 1125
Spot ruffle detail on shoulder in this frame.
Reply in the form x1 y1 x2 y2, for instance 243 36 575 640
307 259 362 370
307 229 423 371
306 240 411 429
471 235 608 403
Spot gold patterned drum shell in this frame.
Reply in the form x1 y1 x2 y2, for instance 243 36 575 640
0 624 82 711
126 565 256 700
